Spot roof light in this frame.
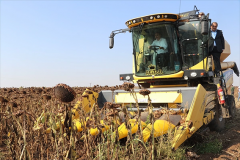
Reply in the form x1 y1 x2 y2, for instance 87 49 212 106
200 72 204 76
126 76 130 80
120 77 123 80
164 15 168 18
150 16 153 20
133 20 136 23
184 76 188 80
157 15 161 18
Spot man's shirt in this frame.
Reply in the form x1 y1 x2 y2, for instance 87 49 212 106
211 30 217 46
151 38 168 54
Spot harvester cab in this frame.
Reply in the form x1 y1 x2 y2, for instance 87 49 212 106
110 7 239 88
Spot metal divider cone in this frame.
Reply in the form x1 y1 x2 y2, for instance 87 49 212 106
116 119 147 140
142 120 176 142
89 120 110 136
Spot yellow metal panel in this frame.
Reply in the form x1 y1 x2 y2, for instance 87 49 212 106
203 111 214 125
168 103 178 108
73 89 99 114
115 92 182 103
136 38 145 72
174 93 182 103
189 57 208 70
172 126 188 149
132 54 135 74
172 84 206 150
139 38 144 52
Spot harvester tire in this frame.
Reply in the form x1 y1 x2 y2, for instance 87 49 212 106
206 91 225 132
228 95 236 118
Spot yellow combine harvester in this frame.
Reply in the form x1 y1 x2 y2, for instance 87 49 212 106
105 7 239 150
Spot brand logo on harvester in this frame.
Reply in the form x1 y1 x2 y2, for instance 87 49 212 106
146 64 163 75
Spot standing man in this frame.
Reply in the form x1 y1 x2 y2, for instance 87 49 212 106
209 22 225 77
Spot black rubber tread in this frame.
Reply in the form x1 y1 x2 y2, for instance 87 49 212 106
227 95 236 118
203 83 218 113
203 83 217 92
208 104 225 132
205 90 225 132
204 91 217 113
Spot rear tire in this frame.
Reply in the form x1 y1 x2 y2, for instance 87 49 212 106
227 95 236 118
206 91 225 132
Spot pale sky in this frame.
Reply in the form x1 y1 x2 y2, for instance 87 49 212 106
1 0 239 87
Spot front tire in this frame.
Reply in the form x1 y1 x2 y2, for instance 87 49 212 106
209 105 225 132
206 91 225 132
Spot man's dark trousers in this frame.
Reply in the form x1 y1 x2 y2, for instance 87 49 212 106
209 29 225 75
209 46 222 75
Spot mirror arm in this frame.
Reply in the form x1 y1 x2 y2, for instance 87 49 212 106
109 32 115 38
109 28 131 49
110 28 131 36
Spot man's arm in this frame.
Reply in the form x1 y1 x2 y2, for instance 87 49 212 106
220 30 225 50
149 40 156 49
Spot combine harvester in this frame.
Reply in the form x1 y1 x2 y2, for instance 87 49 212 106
104 6 239 150
37 7 239 151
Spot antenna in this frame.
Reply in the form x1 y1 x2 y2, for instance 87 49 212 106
179 0 182 14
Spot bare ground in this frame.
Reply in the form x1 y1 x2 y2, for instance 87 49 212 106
0 86 240 159
198 98 240 160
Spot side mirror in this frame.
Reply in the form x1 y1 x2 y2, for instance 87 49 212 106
109 28 130 49
201 19 208 35
109 37 114 49
109 32 115 49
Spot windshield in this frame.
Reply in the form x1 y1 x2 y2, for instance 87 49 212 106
178 21 208 68
132 23 181 77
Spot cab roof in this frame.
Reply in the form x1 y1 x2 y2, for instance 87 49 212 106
125 13 180 28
